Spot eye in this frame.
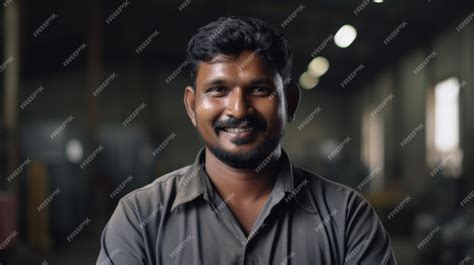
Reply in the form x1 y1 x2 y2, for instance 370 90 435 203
251 87 273 96
206 86 228 97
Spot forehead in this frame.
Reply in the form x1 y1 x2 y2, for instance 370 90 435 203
195 51 282 88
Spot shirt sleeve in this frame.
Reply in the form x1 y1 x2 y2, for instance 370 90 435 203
97 198 147 265
343 195 397 265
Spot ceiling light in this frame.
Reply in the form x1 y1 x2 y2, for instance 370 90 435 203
308 56 330 77
334 25 357 48
299 72 319 90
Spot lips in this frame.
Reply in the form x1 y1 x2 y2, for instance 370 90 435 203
218 126 259 144
221 127 254 133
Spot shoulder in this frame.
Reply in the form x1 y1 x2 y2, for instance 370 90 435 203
294 165 370 216
118 165 192 214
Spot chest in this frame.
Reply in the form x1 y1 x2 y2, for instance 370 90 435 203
227 199 268 236
152 204 346 265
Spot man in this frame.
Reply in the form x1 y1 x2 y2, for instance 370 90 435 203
97 16 397 265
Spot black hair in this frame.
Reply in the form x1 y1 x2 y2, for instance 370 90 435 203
186 16 292 87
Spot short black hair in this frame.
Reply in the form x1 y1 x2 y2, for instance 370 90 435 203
186 16 292 87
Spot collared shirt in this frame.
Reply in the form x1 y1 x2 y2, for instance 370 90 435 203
97 147 396 265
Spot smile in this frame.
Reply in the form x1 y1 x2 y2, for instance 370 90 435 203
222 127 254 133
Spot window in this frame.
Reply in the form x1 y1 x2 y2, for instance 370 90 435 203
426 77 462 177
362 111 384 192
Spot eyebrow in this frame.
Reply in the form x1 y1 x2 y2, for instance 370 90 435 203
203 79 228 87
249 77 275 86
203 77 276 88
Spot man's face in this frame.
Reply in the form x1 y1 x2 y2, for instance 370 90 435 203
184 50 295 168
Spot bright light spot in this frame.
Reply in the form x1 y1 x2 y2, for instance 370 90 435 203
308 57 330 77
434 77 460 152
373 0 384 3
299 72 319 90
334 25 357 48
66 139 83 162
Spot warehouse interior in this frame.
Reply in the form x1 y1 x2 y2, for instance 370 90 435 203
1 0 474 264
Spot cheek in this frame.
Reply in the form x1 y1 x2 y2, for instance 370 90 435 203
255 99 286 131
197 97 219 113
195 97 224 131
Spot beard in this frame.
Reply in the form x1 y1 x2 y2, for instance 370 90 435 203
205 132 283 169
195 117 284 169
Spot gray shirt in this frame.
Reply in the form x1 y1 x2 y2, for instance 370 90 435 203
97 147 396 265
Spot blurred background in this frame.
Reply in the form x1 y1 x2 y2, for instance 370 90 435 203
1 0 473 264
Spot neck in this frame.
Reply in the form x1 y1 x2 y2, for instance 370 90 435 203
204 146 282 203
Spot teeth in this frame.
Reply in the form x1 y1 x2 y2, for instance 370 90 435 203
224 127 253 133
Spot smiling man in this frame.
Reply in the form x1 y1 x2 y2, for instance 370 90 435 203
97 16 397 265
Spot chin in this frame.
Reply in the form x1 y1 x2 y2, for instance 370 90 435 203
207 137 281 169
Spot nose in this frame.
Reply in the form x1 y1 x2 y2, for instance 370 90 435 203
225 88 251 120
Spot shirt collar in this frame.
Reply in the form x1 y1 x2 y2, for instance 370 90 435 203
171 146 317 215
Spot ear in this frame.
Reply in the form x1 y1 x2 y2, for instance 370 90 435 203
285 81 301 123
184 86 197 127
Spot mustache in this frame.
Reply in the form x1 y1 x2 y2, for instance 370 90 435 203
214 116 266 131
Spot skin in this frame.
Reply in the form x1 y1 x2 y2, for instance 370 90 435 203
184 50 300 235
